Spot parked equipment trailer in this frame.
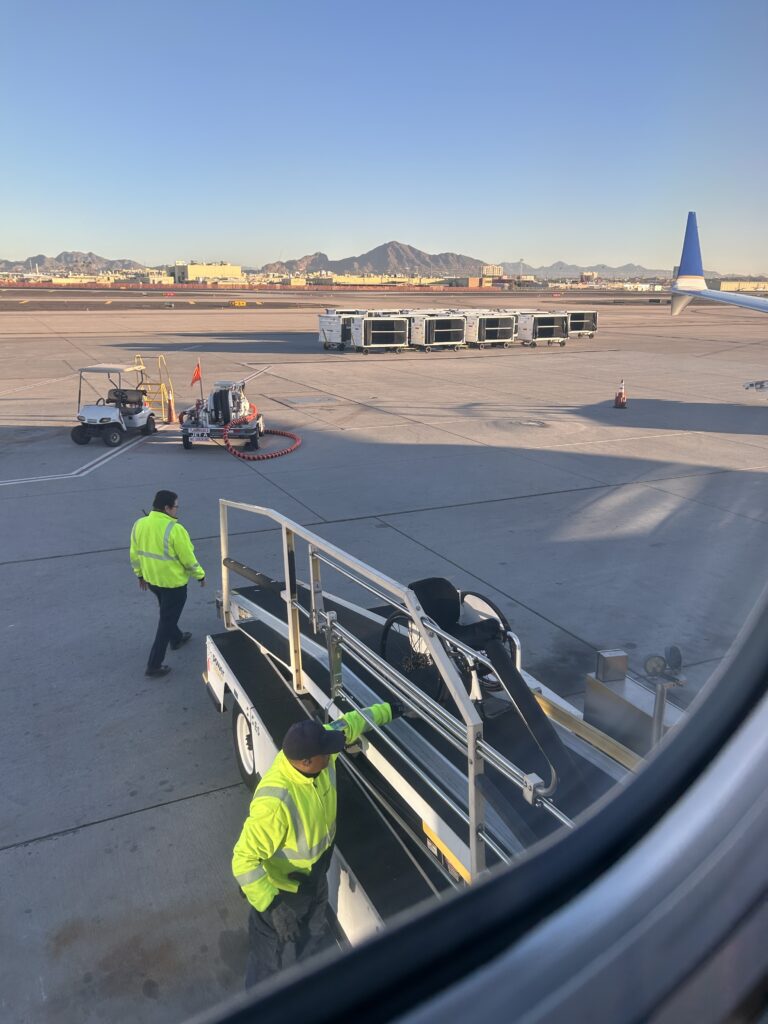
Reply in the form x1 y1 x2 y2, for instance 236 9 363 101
204 502 633 943
463 311 517 349
517 312 569 347
407 312 467 351
566 310 598 338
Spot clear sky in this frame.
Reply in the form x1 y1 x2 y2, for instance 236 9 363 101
1 0 766 272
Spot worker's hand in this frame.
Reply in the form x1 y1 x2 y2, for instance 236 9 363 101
138 578 148 591
270 899 301 942
199 577 206 588
390 701 418 720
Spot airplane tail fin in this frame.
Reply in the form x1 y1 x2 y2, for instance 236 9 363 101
671 211 707 316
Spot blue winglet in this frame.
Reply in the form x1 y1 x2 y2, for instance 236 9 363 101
678 211 704 278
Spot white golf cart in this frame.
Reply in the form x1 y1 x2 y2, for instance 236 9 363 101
71 364 158 447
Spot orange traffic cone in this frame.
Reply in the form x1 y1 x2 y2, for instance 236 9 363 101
166 394 176 424
614 379 627 409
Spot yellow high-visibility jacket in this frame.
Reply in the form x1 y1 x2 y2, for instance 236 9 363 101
129 510 205 587
232 703 393 911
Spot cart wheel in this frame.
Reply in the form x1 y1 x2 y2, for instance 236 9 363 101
503 342 512 349
182 434 193 450
141 414 156 436
363 349 370 355
70 425 91 445
425 346 433 353
560 340 567 347
102 425 123 447
338 343 346 352
478 343 485 349
232 706 260 791
323 341 331 350
529 341 537 348
589 333 594 338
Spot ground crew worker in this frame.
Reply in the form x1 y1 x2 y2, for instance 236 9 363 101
130 489 205 677
233 703 404 987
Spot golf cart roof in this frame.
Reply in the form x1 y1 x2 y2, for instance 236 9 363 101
78 364 143 375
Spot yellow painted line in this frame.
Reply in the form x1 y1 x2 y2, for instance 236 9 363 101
188 300 196 305
19 299 29 304
422 822 472 883
105 299 112 305
533 693 642 771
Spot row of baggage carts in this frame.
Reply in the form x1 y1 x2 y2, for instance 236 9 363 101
318 307 598 353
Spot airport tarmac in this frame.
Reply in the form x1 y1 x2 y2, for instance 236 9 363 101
1 300 767 1024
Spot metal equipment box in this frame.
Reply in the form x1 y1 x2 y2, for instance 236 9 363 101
566 310 598 337
407 312 467 350
517 312 568 347
463 311 517 348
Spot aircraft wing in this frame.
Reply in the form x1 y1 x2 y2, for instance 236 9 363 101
671 212 768 316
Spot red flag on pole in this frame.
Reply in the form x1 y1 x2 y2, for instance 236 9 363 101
190 361 201 386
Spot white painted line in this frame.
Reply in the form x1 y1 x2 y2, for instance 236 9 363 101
0 427 172 487
0 372 78 397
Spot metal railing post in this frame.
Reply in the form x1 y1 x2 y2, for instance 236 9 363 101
309 546 325 635
219 500 231 629
282 525 305 693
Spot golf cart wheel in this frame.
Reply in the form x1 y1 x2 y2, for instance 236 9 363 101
141 414 156 436
232 706 260 791
102 426 123 447
182 434 193 450
71 425 91 445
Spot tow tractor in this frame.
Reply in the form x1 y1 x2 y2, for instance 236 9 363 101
204 502 640 942
179 380 265 450
70 363 158 446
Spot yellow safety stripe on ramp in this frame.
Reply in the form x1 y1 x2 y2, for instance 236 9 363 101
422 822 471 883
533 693 641 772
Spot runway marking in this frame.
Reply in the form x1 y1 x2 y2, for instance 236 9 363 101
0 428 169 487
0 372 78 397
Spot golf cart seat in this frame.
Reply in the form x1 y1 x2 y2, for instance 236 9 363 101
107 388 146 410
408 577 502 648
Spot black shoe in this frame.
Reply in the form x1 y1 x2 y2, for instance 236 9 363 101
171 632 192 650
146 665 172 677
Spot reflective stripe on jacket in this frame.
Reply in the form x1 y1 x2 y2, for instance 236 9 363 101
232 703 393 911
129 510 205 587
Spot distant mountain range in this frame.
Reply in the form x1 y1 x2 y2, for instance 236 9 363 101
2 245 723 281
0 251 144 274
257 242 678 280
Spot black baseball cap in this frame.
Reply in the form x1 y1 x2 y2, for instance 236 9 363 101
283 720 346 760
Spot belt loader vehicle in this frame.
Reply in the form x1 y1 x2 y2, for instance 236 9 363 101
204 502 635 944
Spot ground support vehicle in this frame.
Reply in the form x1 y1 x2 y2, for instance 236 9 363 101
319 309 407 352
565 310 598 338
179 381 265 450
204 502 634 943
70 363 158 447
517 312 569 347
462 311 517 348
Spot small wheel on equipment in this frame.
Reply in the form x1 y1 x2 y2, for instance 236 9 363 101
182 434 193 450
559 340 567 347
102 425 123 447
71 425 91 445
232 706 260 790
323 341 331 350
425 346 433 353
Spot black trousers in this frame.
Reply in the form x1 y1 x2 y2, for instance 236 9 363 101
146 583 187 670
245 874 334 989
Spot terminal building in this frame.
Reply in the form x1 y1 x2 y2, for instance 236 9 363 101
173 261 243 284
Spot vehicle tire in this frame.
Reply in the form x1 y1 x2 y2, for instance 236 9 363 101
142 414 156 436
338 343 346 352
530 341 537 348
245 435 259 451
102 426 123 447
503 342 512 349
182 434 193 450
323 342 331 350
232 706 260 791
478 343 485 350
425 346 432 353
71 426 91 445
560 340 567 347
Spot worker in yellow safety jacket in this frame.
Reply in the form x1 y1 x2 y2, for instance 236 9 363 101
130 489 205 677
233 703 403 987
